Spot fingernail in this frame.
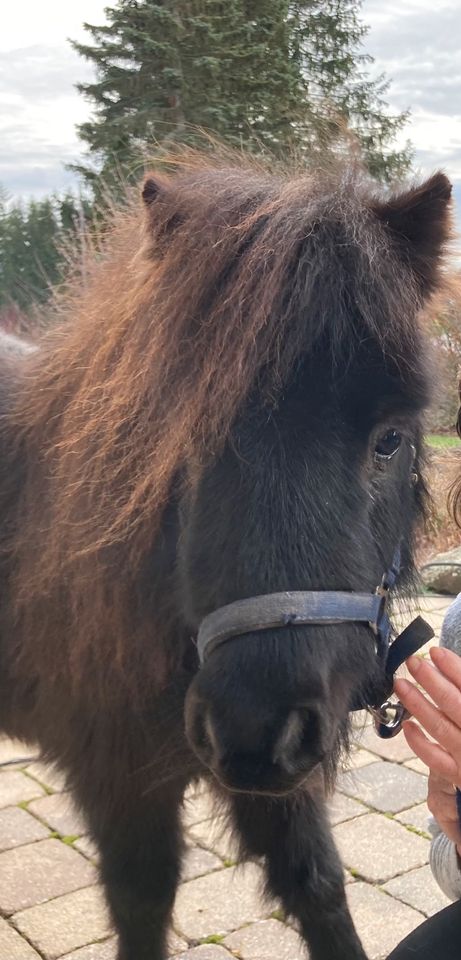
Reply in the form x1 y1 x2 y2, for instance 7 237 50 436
431 646 446 660
407 655 422 674
394 678 411 694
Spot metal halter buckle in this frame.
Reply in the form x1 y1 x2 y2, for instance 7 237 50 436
368 700 411 739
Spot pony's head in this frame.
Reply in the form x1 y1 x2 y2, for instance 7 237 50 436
7 157 451 797
157 163 450 796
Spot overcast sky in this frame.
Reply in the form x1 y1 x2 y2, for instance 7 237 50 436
1 0 460 225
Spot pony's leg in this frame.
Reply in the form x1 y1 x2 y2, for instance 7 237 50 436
65 688 197 960
231 785 368 960
89 776 188 960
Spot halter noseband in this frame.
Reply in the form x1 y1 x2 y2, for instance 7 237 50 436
196 547 434 739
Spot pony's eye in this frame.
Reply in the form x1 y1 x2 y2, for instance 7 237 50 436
374 429 402 462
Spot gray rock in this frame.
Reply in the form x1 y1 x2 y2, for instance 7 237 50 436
420 546 461 595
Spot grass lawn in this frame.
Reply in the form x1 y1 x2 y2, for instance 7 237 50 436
427 434 461 449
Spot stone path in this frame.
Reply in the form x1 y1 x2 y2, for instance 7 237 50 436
0 596 453 960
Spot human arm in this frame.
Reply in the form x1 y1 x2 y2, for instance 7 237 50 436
394 643 461 900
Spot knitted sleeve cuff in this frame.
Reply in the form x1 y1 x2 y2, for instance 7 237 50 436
430 829 461 902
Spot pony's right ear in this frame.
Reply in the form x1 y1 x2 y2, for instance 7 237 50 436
142 176 164 205
371 172 452 297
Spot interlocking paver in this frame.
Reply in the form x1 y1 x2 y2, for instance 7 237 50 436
25 760 67 792
328 792 368 825
12 885 111 959
353 724 415 763
175 948 232 959
28 792 87 836
404 756 429 775
338 760 428 812
0 838 96 914
224 919 309 959
0 736 37 765
187 816 239 861
0 804 49 850
0 915 41 959
382 864 452 918
169 932 189 955
395 802 431 836
182 790 218 828
0 768 45 807
181 843 223 881
60 940 117 960
74 835 99 861
173 863 268 940
334 813 429 882
346 882 423 960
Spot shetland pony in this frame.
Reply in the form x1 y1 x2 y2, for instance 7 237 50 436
0 158 451 959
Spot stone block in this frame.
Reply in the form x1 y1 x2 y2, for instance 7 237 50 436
328 793 367 826
12 885 111 959
74 836 100 861
187 816 238 861
28 792 87 836
181 844 223 882
0 804 49 850
0 838 96 914
60 939 118 960
352 725 415 763
404 757 429 776
0 916 41 959
174 863 267 940
338 761 428 813
346 882 423 960
0 737 37 765
224 918 309 959
334 813 429 883
0 769 45 807
175 948 232 959
395 803 431 837
382 864 452 917
182 791 220 828
25 759 67 792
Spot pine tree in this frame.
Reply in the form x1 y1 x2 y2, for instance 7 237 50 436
71 1 410 187
0 193 91 312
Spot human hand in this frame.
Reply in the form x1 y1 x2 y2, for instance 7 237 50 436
394 647 461 856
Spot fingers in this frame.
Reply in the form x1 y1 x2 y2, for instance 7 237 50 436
430 646 461 688
402 719 459 783
407 654 461 728
394 675 461 767
427 772 461 846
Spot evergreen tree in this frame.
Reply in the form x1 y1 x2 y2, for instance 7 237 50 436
72 0 411 188
0 192 91 313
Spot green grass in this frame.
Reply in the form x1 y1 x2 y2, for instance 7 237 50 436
427 434 461 449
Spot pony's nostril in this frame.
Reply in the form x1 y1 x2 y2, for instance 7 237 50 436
273 708 323 774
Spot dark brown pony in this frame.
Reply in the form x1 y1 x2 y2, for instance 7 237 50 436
0 156 452 960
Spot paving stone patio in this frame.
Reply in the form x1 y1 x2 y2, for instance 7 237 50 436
0 595 454 960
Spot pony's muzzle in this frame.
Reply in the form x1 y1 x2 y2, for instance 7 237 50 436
186 699 325 795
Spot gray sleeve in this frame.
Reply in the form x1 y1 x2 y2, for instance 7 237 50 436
429 820 461 901
439 592 461 655
428 593 461 900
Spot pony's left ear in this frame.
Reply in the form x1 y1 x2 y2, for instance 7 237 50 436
142 175 165 205
372 172 452 296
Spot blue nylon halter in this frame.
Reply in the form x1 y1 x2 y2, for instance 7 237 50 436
196 546 434 738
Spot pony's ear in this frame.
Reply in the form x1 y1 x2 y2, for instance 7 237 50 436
372 172 452 296
142 175 166 205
